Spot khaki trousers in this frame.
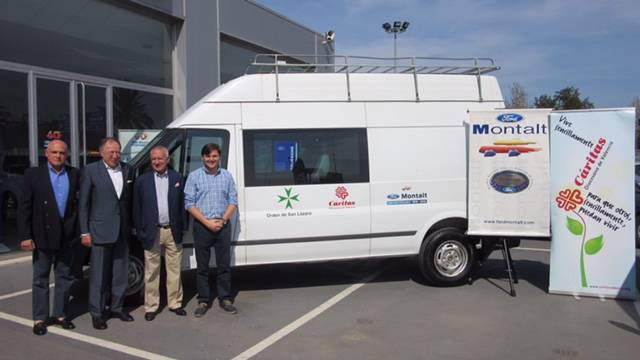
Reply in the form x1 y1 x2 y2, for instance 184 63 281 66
144 227 183 312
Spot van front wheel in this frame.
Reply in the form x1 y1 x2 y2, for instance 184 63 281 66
419 227 475 286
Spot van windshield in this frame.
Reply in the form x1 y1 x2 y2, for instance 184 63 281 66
128 128 231 177
127 129 181 167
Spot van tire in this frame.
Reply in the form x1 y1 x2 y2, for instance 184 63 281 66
418 227 475 286
125 243 145 305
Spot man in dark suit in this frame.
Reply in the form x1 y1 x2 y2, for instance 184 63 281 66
79 137 135 330
133 145 186 321
18 140 80 335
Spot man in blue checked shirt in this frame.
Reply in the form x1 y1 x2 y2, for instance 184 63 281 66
184 143 238 317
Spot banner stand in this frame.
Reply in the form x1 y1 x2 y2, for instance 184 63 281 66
470 236 521 297
499 238 518 297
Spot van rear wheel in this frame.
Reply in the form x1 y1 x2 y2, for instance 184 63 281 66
418 227 475 286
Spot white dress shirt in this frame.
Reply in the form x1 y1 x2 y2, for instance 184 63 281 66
104 161 123 199
154 171 170 225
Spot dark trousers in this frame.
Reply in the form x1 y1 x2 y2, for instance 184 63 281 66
32 246 74 321
194 221 231 304
89 238 129 318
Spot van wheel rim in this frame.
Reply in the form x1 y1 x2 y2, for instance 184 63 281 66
433 240 468 278
126 256 145 296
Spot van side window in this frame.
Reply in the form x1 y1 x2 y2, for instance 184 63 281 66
184 130 230 175
243 128 369 187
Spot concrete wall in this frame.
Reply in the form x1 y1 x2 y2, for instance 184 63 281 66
172 0 333 111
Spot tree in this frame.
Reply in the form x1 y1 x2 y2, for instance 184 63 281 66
533 94 556 108
534 86 594 109
505 82 529 108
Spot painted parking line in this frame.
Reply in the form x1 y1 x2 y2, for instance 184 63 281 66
232 265 387 360
513 247 550 252
0 255 31 267
0 284 54 301
0 311 176 360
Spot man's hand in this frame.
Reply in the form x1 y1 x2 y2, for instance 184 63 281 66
81 234 93 247
205 219 223 233
20 239 36 252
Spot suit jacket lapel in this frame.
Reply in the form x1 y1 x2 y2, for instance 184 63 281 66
40 165 57 209
64 165 77 218
167 171 177 204
98 162 119 200
150 171 159 212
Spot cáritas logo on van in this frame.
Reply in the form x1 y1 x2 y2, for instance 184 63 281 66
496 113 524 123
329 186 356 209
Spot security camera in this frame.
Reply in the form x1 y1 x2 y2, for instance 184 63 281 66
325 30 335 42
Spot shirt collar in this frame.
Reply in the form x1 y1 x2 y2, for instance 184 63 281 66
203 166 221 176
103 161 121 171
47 162 66 175
155 170 168 178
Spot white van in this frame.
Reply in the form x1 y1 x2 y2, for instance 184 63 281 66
126 55 506 294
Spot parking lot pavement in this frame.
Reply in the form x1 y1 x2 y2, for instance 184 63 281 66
0 246 638 360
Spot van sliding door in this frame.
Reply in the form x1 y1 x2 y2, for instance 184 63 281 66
241 128 370 264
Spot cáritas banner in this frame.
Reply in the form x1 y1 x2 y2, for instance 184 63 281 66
548 108 636 300
467 109 551 237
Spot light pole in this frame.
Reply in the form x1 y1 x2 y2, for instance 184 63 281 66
382 21 410 67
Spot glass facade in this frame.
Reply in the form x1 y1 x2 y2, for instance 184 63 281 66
0 69 29 175
0 0 173 87
113 87 173 131
36 78 71 163
77 84 107 165
220 34 271 84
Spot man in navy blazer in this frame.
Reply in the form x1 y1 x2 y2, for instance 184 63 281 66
79 137 135 329
18 140 79 335
133 145 186 321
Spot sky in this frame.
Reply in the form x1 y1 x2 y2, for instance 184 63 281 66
256 0 639 108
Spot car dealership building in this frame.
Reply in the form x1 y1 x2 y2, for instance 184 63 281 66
0 0 332 219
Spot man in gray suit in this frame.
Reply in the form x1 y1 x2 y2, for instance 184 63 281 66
79 137 135 330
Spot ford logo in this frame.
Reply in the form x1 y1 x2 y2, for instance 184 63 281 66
490 170 530 194
496 113 524 123
386 194 400 200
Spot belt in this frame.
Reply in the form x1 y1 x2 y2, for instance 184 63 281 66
157 224 171 229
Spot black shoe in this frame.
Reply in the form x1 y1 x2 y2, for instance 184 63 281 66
194 303 210 318
92 317 107 330
169 307 187 316
49 317 75 330
219 299 238 314
111 312 134 322
33 322 47 335
144 312 156 321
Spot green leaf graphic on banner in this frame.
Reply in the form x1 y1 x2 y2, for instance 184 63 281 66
584 235 604 255
566 216 583 235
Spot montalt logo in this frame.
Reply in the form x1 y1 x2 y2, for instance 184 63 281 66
277 187 300 209
329 186 356 209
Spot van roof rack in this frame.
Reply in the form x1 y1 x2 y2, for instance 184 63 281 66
246 54 500 75
245 54 500 102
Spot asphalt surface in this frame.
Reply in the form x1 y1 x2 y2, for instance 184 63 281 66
0 223 639 359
